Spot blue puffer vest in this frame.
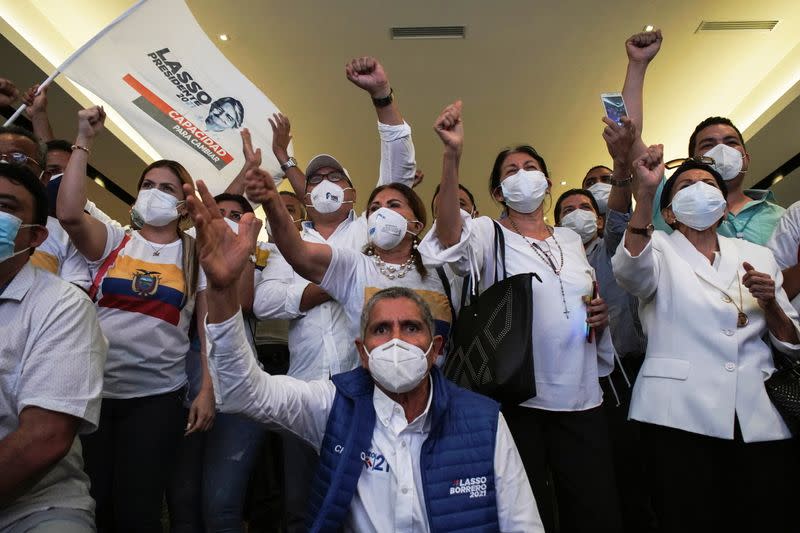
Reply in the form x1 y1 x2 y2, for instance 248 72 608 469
306 365 500 532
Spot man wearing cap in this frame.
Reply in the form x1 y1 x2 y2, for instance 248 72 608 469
249 55 416 531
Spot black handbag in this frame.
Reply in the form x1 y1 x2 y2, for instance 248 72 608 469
765 349 800 435
441 221 540 406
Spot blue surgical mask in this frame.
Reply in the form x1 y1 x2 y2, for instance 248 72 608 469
0 211 38 263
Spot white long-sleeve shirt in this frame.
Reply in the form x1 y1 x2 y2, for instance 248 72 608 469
206 311 543 533
253 121 417 381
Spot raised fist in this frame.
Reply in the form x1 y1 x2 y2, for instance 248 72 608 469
77 106 106 140
626 29 663 64
434 100 464 154
0 78 19 108
345 56 390 98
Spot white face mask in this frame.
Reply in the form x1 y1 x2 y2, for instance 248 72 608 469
366 338 432 393
669 181 726 231
307 180 353 214
460 208 475 219
368 207 417 250
131 188 182 227
560 209 598 244
704 144 744 181
499 169 548 214
587 182 612 214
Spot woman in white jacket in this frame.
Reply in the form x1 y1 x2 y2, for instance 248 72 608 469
612 145 800 533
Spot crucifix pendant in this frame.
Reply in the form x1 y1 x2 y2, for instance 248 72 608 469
153 251 160 256
563 308 570 319
737 312 749 328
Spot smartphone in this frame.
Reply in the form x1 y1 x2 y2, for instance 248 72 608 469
583 280 599 343
601 92 627 126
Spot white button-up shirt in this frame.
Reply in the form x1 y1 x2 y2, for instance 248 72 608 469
253 121 417 381
0 263 107 530
206 312 543 532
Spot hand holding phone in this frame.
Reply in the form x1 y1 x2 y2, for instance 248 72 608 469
601 92 628 126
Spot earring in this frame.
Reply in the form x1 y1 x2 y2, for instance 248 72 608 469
412 236 419 250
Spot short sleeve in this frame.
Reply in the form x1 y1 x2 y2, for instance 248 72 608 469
767 203 800 270
17 287 107 433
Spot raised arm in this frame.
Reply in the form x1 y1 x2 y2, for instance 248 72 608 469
433 101 464 248
269 113 307 197
603 116 637 214
224 128 262 195
22 84 54 143
346 56 416 186
57 106 110 262
0 78 19 108
346 56 402 126
624 144 664 257
622 29 662 161
245 167 331 284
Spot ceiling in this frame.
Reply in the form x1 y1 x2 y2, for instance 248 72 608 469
2 0 800 223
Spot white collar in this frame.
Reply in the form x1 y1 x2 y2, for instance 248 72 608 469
373 375 433 435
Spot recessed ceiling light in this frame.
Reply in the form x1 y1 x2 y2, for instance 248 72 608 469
219 34 229 41
643 25 654 32
93 177 106 189
560 179 567 186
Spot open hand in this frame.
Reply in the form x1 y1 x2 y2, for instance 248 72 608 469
184 180 262 290
245 167 278 205
240 128 262 172
268 113 292 162
185 386 215 435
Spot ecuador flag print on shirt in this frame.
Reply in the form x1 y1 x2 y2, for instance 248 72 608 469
98 254 186 326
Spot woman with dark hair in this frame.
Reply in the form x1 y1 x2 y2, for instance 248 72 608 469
420 101 620 533
612 145 800 533
57 106 214 533
245 171 455 369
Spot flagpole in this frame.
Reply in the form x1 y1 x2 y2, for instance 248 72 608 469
4 0 148 127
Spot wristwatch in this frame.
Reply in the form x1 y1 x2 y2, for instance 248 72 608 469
280 157 297 172
627 223 654 236
372 88 394 108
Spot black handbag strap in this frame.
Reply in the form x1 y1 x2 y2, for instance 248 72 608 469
492 220 507 283
436 266 457 326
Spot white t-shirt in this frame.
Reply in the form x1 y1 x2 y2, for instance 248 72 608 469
89 224 206 399
30 217 91 289
319 247 454 358
0 264 106 529
419 215 602 411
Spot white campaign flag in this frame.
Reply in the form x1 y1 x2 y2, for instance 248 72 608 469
60 0 285 194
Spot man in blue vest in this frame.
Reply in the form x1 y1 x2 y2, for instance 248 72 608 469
186 180 542 532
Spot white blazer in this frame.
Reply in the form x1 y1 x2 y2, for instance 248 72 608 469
611 230 800 442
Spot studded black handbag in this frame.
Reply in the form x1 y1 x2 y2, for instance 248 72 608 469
442 221 539 407
765 350 800 435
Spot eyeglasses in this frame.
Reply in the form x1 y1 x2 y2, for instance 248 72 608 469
0 152 42 172
665 156 715 170
307 171 348 185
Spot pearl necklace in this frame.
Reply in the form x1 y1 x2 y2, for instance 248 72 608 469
367 248 415 280
507 217 570 319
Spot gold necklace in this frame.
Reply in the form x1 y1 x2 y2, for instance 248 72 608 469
733 275 749 328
